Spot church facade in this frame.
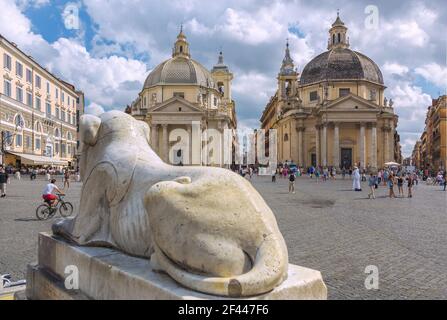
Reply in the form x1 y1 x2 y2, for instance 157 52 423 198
260 14 401 171
128 29 237 166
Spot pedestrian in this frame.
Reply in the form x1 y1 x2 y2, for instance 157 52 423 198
0 167 8 198
352 166 361 191
361 169 367 182
367 172 377 199
388 174 396 198
271 169 276 183
443 171 446 191
63 168 70 189
323 167 328 181
407 174 414 198
283 167 288 179
46 170 51 181
15 170 21 180
288 171 296 194
341 167 346 180
397 175 404 197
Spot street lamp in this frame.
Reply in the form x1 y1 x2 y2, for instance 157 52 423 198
1 124 22 167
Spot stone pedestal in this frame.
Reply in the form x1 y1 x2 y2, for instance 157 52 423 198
26 233 327 300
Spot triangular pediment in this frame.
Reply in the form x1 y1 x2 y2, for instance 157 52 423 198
149 97 204 113
324 94 379 111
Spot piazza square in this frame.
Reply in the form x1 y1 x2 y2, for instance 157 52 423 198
0 0 446 307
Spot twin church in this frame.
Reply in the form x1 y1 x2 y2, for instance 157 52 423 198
127 14 401 170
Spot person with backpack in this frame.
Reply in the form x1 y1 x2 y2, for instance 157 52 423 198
288 171 296 194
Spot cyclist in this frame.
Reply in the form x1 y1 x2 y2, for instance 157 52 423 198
42 179 64 208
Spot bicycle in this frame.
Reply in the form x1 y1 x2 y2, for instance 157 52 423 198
36 193 74 220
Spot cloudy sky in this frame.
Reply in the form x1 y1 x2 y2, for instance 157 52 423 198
0 0 445 157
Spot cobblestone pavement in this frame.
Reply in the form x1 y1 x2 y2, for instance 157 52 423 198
250 175 447 299
0 174 446 299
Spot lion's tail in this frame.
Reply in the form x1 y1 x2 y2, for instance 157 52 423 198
152 234 288 297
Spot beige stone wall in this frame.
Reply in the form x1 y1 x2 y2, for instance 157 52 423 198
299 81 384 106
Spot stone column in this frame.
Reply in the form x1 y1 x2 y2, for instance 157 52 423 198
383 122 390 163
370 123 377 169
321 124 327 167
150 124 158 153
389 120 395 162
333 122 340 168
162 124 168 163
297 126 304 167
359 123 366 169
315 125 320 167
186 125 192 165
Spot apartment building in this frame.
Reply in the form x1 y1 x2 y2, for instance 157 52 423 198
412 95 446 171
0 34 84 168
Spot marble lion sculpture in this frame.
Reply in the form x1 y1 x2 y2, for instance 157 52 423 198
53 110 288 297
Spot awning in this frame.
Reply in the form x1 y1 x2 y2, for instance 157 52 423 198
6 151 69 166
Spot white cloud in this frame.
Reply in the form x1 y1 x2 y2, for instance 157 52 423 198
49 38 148 108
218 7 284 45
415 63 447 88
15 0 50 9
185 18 214 36
232 71 275 104
390 83 432 110
85 102 105 116
383 62 409 76
394 21 429 47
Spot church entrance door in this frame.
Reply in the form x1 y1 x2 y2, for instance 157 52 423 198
341 148 352 169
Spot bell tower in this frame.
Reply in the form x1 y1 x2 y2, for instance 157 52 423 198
211 50 233 103
277 40 301 115
327 11 350 50
277 39 298 101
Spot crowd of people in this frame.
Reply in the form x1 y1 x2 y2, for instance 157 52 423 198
264 162 447 198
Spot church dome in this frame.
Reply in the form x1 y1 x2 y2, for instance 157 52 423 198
144 57 216 88
143 28 215 89
299 48 384 85
300 13 383 86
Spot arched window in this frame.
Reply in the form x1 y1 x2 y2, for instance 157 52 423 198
332 34 335 44
67 132 73 141
338 33 341 43
54 128 60 139
180 45 183 53
284 133 289 142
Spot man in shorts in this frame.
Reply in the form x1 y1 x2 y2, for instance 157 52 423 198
42 179 64 207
